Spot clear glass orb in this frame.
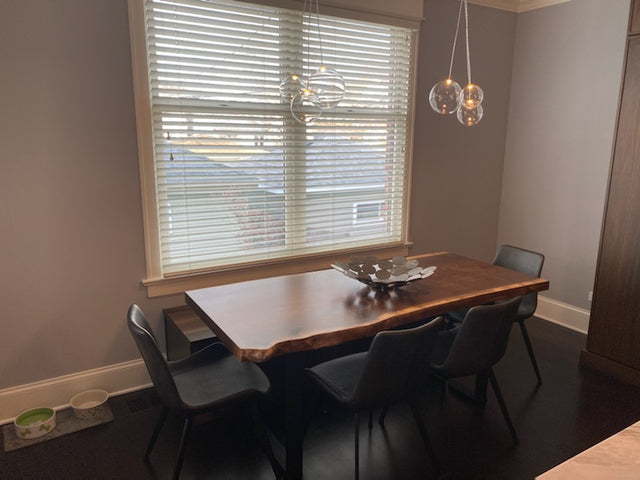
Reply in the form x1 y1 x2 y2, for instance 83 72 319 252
308 66 345 109
279 73 305 104
460 83 484 109
429 78 462 115
290 88 321 125
457 104 484 126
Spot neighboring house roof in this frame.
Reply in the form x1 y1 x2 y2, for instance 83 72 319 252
162 137 388 195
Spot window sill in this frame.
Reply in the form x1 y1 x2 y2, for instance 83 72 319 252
142 242 412 297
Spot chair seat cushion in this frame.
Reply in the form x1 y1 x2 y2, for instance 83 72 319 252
170 344 270 410
307 352 368 405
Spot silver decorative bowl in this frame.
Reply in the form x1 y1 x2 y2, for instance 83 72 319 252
332 256 436 290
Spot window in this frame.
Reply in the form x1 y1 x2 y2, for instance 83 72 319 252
129 0 417 293
353 201 385 225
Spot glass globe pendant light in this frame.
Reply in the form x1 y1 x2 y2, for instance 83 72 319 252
282 0 345 123
429 0 463 115
458 0 484 126
308 0 344 110
429 78 462 115
279 73 305 105
290 87 322 125
457 104 483 126
429 0 485 127
460 83 484 110
309 65 345 109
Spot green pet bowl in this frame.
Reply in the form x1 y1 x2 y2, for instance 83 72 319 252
14 407 56 439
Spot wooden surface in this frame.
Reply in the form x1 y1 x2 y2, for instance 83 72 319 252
536 420 640 479
631 0 639 34
164 305 216 343
586 35 640 373
186 252 549 362
164 305 216 361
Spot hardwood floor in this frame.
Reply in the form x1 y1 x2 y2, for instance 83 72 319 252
2 318 640 479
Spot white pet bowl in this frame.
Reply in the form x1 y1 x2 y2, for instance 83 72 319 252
14 407 56 439
70 389 109 419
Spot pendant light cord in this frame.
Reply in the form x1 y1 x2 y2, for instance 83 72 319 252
301 0 310 80
315 0 324 65
464 0 472 85
447 0 464 79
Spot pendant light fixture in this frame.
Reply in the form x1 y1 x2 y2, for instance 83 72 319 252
279 0 345 124
429 0 484 126
456 0 483 126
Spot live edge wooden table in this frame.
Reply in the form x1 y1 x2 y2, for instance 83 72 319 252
186 252 549 479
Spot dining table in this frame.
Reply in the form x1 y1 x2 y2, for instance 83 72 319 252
185 251 549 479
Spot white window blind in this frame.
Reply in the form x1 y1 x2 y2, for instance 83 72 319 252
142 0 415 275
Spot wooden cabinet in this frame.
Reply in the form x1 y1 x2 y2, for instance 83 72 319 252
582 2 640 385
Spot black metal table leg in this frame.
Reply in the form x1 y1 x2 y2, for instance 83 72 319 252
283 353 307 480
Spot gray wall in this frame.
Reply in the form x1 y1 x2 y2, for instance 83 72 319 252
0 0 184 390
498 0 629 310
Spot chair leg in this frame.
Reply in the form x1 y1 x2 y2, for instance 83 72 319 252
518 320 542 385
248 401 284 479
354 411 360 480
408 399 440 475
474 371 490 405
173 416 193 480
440 379 448 407
368 409 373 429
488 369 519 445
144 407 168 462
442 380 449 443
378 406 389 427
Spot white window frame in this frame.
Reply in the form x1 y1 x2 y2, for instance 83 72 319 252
127 0 419 296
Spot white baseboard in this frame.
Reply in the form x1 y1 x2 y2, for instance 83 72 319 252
536 295 590 334
0 359 151 425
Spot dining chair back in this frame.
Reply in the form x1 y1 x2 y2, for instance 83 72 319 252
447 245 545 384
127 304 282 480
493 244 544 321
128 305 183 410
493 245 545 384
434 297 520 377
352 317 443 408
307 316 444 479
432 296 522 444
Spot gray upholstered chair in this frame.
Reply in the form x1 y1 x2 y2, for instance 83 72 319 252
448 245 545 384
432 296 522 445
306 317 444 479
127 304 282 480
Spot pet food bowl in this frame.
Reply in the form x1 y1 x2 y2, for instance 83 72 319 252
14 407 56 439
70 389 109 419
